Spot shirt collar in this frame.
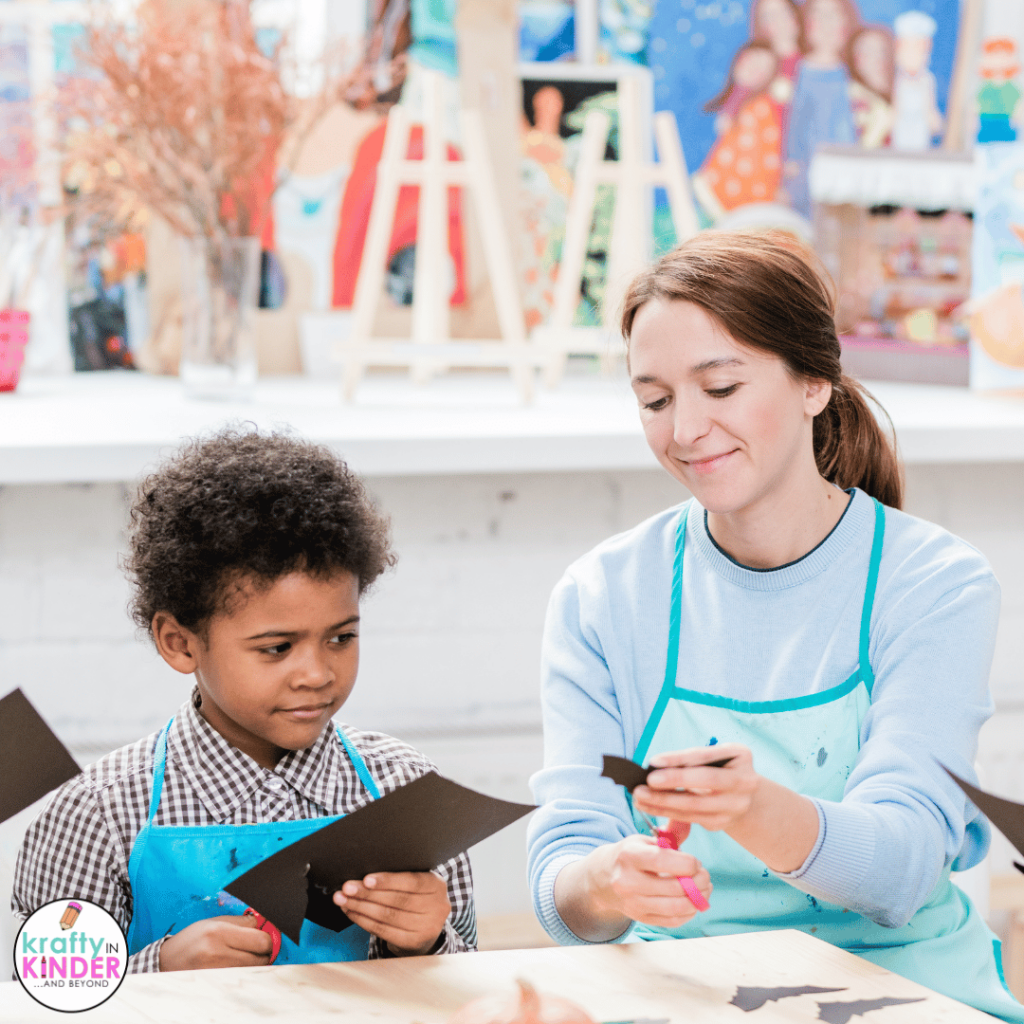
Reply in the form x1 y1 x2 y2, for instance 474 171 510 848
165 688 343 820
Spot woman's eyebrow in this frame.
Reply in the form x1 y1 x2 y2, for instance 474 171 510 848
631 357 744 387
690 357 745 373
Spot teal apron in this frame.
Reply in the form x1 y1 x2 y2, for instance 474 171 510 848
126 720 380 965
631 499 1024 1022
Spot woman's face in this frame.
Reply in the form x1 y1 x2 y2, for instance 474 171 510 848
854 31 891 93
735 48 777 91
757 0 799 53
805 0 851 58
629 299 829 515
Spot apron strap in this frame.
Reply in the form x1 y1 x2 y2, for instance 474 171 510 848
858 497 886 696
634 501 690 765
335 725 382 800
146 718 175 824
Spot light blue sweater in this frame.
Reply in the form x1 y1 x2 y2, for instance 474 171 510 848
527 488 1000 945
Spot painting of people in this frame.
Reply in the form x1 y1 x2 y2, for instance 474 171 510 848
646 0 961 231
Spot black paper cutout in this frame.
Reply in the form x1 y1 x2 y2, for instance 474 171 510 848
601 754 734 793
730 985 847 1011
0 688 80 824
226 771 533 943
942 764 1024 864
816 997 925 1023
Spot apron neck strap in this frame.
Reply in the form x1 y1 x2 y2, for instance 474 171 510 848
335 725 382 800
858 497 886 695
146 718 174 824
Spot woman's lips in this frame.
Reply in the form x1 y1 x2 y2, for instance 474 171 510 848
685 449 737 474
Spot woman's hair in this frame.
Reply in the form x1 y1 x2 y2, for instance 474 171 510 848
124 427 396 636
703 41 777 114
620 230 904 509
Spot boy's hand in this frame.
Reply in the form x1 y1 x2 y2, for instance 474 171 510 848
159 913 273 971
333 871 450 956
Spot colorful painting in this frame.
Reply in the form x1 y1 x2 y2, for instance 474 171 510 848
518 64 650 331
646 0 962 230
520 0 576 61
969 142 1024 389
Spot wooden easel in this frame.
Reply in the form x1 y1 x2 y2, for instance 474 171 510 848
534 75 700 386
341 70 545 401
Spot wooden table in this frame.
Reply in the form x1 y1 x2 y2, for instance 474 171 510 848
0 929 994 1023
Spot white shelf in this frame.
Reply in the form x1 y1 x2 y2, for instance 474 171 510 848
1 371 1024 484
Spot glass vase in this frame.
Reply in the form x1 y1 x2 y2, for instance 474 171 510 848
179 236 260 399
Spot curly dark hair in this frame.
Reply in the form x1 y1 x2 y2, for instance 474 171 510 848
124 427 396 636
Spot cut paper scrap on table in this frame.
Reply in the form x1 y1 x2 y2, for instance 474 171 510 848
730 985 847 1011
601 754 733 792
815 997 925 1023
0 688 80 824
942 764 1024 874
226 771 534 943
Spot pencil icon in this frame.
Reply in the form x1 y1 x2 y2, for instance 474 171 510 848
59 901 82 930
41 956 46 979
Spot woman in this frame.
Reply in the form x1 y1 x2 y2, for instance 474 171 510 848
527 232 1023 1022
783 0 858 216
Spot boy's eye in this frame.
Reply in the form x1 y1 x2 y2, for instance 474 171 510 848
261 642 291 656
330 632 358 646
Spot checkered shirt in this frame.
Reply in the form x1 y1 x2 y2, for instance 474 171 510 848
11 690 477 973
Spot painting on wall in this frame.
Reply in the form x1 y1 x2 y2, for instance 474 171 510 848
646 0 963 233
969 142 1024 389
517 63 652 332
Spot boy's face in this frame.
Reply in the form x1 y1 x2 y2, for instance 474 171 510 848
172 571 361 768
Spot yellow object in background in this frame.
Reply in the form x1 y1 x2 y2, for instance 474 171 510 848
905 307 938 344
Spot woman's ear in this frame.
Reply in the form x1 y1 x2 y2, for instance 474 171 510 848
152 612 201 675
804 378 833 417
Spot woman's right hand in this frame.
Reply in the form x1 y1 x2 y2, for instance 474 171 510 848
158 913 274 971
555 834 712 941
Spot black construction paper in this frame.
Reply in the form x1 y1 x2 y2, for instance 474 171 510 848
942 764 1024 865
815 997 924 1023
601 754 733 793
0 688 80 824
226 771 534 943
730 985 846 1011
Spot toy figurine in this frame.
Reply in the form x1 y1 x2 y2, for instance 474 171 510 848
891 10 942 150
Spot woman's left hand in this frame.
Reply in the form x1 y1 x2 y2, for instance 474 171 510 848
632 744 759 834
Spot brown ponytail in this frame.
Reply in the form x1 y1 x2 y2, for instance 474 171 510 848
620 230 904 509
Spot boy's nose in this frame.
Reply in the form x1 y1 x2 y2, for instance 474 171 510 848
291 648 334 688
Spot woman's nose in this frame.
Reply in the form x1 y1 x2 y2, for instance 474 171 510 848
672 401 711 447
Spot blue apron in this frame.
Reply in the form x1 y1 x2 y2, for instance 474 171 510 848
631 499 1024 1022
126 720 380 965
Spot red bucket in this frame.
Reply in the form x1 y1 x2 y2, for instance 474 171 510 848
0 309 30 392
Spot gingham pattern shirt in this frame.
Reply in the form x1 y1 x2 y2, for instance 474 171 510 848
12 691 477 973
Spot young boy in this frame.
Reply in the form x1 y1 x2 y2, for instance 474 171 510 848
12 428 476 972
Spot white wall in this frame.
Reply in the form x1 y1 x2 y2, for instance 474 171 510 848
1 463 1023 933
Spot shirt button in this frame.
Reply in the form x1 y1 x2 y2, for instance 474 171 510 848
265 776 285 791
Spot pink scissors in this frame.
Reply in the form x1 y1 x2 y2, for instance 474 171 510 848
634 808 710 912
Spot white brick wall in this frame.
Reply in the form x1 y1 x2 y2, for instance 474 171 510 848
1 464 1022 921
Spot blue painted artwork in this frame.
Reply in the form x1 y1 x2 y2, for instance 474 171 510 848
645 0 961 232
520 0 576 61
969 143 1024 388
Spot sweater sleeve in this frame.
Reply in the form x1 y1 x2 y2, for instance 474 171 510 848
778 569 1001 928
526 570 641 945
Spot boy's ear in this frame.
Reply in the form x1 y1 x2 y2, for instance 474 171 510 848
152 612 201 675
